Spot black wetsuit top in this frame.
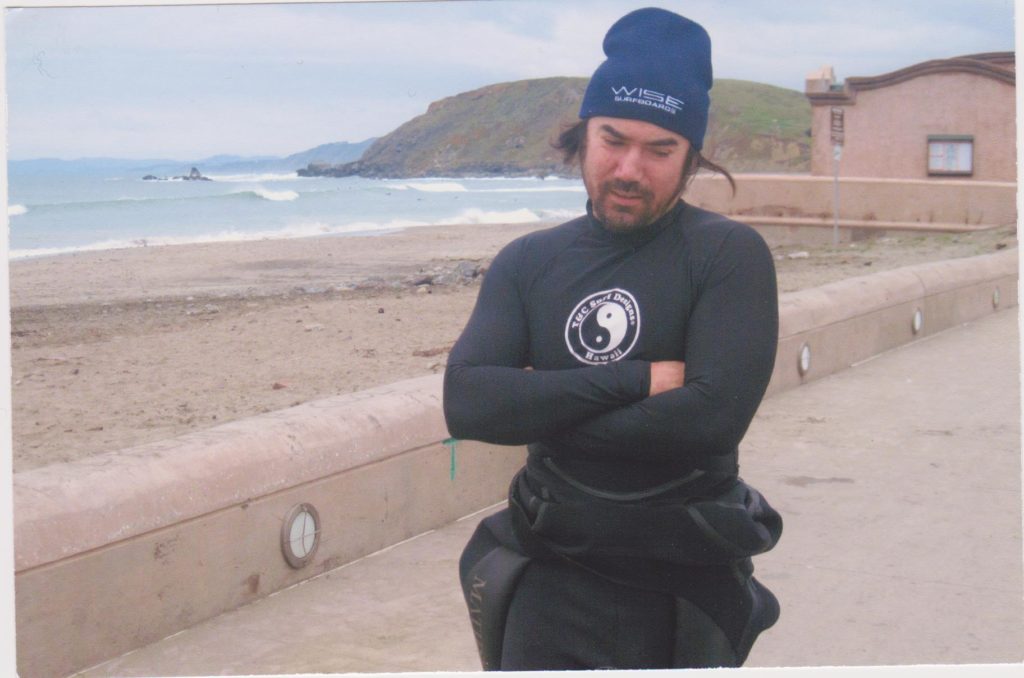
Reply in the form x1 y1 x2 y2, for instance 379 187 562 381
444 199 778 490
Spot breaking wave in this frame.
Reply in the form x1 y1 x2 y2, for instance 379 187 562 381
7 206 582 260
205 172 303 182
246 188 299 202
385 181 469 193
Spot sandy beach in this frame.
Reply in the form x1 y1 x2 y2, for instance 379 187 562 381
9 220 1017 472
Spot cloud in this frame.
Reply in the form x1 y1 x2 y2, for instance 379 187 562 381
6 91 426 160
5 0 1016 159
663 0 1015 87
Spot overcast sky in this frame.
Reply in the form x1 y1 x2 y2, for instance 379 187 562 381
4 0 1017 160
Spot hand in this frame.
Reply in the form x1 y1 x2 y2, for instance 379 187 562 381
649 361 685 396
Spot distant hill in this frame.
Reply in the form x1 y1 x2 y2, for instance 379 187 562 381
303 77 811 178
307 77 588 178
8 157 181 176
702 79 811 173
197 140 377 174
9 139 377 177
280 141 377 172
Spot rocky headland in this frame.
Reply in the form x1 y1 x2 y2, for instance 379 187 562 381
143 166 212 181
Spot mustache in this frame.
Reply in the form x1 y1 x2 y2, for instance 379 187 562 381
603 179 652 199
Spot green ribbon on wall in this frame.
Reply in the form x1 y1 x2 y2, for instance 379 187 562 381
443 437 459 480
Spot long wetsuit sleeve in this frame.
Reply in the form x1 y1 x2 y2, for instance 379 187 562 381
444 239 650 445
546 226 778 463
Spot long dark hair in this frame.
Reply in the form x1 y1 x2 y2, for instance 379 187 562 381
553 119 735 194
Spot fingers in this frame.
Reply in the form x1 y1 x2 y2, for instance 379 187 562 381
649 360 685 396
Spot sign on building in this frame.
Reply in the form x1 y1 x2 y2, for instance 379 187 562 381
830 107 845 145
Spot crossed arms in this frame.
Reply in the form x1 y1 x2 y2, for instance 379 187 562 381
443 224 778 465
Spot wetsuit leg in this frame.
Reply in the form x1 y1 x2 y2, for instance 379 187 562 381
662 565 780 666
458 513 530 670
499 557 677 670
671 595 739 667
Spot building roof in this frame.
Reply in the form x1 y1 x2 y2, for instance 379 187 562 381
806 52 1015 105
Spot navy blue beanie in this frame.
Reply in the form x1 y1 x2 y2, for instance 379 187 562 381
579 7 712 150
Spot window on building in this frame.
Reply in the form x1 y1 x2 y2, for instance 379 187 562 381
927 135 973 176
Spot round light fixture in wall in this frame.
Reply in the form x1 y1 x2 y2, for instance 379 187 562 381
912 308 923 335
798 343 812 376
281 503 320 569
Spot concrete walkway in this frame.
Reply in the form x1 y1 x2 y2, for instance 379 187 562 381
75 309 1022 675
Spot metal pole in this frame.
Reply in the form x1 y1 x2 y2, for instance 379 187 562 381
832 144 841 247
829 106 844 248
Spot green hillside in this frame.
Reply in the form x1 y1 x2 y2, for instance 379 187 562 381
316 77 587 178
305 77 810 178
703 79 812 172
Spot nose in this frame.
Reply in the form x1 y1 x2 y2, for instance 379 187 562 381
613 146 644 183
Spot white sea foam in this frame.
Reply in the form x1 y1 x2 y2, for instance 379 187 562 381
9 227 322 260
9 220 419 260
9 237 165 259
8 204 28 216
538 208 585 222
207 172 302 182
7 207 582 260
247 188 300 202
386 181 469 193
440 208 541 225
10 245 94 259
476 186 586 194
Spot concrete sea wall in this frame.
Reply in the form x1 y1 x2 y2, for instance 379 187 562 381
13 247 1019 677
690 174 1016 241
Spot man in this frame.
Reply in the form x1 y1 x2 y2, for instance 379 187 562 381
444 7 781 670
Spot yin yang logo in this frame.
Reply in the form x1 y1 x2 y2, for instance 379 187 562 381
580 303 628 354
565 288 641 365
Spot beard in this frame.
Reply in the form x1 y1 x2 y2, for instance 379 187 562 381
578 128 692 233
588 177 683 233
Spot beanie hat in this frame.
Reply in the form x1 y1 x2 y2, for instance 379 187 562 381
579 7 712 150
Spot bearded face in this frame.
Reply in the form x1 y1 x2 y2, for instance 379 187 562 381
581 117 691 233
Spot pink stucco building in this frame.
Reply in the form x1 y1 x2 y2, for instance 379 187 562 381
805 53 1016 181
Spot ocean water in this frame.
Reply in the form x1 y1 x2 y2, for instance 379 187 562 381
5 170 587 260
